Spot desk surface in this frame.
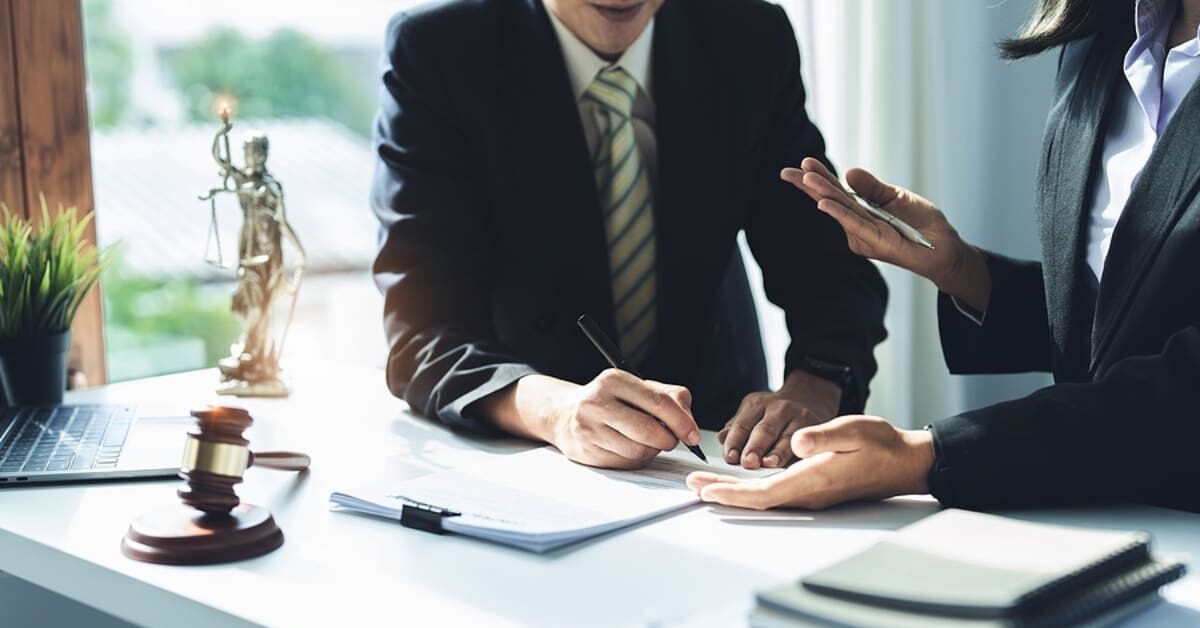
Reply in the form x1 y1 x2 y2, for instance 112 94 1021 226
1 365 1198 627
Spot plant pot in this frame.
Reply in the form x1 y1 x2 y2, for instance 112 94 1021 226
0 331 71 406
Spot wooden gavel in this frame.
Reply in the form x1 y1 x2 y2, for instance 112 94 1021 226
178 405 310 515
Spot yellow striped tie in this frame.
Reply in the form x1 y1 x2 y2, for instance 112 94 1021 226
584 67 656 363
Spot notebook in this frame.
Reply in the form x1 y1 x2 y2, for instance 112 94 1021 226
756 509 1187 627
330 446 774 553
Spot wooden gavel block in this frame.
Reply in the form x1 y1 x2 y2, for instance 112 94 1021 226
121 405 310 565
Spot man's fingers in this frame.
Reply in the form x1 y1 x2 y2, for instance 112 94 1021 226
740 404 790 469
596 370 700 446
722 422 752 464
763 427 800 468
722 395 765 464
792 417 869 458
669 385 694 411
845 167 902 208
606 404 679 451
595 424 661 462
587 441 652 470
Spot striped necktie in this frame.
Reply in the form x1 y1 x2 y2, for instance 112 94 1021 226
584 67 657 363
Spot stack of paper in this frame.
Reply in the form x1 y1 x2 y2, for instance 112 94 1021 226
331 446 771 553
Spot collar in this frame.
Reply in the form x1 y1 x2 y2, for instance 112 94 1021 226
1132 0 1200 51
1134 0 1173 39
545 3 654 102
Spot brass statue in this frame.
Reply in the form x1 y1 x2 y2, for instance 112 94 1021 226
200 108 306 398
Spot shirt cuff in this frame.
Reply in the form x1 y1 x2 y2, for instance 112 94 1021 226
950 295 987 326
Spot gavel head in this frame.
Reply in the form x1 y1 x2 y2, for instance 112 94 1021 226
177 406 253 515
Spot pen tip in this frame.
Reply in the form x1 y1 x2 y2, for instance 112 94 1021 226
691 445 708 463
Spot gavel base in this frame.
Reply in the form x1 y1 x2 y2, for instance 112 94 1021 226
121 503 283 565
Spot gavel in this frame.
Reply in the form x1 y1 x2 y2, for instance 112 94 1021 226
178 405 310 514
122 405 310 565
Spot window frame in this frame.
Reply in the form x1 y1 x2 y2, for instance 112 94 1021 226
0 0 107 386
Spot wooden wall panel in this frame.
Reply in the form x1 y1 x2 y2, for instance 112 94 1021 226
9 0 107 385
0 0 27 217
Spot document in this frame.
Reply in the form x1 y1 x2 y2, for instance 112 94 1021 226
330 446 773 553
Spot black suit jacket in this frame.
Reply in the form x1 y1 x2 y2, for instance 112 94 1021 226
930 28 1200 513
371 0 887 431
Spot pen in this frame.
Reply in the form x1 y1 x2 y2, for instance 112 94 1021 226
576 314 708 463
849 192 936 250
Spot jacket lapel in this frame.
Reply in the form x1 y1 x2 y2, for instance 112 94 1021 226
500 1 617 333
1038 36 1125 381
1090 77 1200 371
649 0 734 372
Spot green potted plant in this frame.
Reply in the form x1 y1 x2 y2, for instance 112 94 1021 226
0 195 111 405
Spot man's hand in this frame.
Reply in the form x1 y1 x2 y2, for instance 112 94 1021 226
478 371 701 470
719 370 841 469
688 416 934 510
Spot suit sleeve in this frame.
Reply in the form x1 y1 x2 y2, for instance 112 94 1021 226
936 251 1054 374
743 6 888 412
928 322 1200 511
371 16 536 431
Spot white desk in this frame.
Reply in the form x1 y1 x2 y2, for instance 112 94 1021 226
1 365 1198 627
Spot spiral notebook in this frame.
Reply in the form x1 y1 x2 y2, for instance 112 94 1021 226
756 509 1186 627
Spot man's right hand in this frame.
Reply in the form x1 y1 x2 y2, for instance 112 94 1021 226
478 370 702 469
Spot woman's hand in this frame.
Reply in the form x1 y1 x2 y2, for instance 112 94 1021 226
686 416 935 511
785 158 991 313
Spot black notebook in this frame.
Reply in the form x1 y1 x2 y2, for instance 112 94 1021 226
756 509 1186 627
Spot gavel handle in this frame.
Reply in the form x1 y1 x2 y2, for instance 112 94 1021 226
248 451 311 472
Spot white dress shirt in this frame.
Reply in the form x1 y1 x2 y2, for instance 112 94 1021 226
545 5 659 191
957 0 1200 325
1086 0 1200 280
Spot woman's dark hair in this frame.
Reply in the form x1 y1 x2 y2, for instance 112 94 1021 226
1000 0 1132 59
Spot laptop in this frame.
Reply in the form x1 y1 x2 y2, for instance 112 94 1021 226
0 405 187 486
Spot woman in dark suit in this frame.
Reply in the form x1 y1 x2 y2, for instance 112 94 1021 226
687 0 1200 513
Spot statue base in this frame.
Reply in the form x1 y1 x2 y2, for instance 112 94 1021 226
217 376 290 398
217 354 289 398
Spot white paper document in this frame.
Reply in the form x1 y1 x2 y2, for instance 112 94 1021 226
330 446 773 553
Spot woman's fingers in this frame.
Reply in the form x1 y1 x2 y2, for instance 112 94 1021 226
845 168 932 226
792 416 873 457
800 170 864 216
845 167 901 207
815 198 889 252
686 471 742 492
692 474 785 511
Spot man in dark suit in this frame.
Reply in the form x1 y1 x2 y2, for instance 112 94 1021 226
371 0 887 470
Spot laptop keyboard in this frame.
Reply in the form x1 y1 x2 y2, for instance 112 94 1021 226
0 406 135 474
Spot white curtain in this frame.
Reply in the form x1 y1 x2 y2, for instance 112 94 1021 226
743 0 1056 427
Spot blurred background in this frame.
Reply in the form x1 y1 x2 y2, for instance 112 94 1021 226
81 0 1055 427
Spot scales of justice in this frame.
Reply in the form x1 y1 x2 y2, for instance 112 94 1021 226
200 99 306 398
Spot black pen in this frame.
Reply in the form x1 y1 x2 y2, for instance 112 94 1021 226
576 314 708 463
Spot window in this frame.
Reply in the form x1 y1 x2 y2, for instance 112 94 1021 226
82 0 420 381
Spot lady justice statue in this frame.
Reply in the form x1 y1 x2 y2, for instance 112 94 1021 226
200 105 306 397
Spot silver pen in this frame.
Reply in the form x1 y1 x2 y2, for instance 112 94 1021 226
849 192 936 250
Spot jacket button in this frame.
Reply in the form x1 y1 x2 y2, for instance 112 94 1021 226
535 314 556 333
